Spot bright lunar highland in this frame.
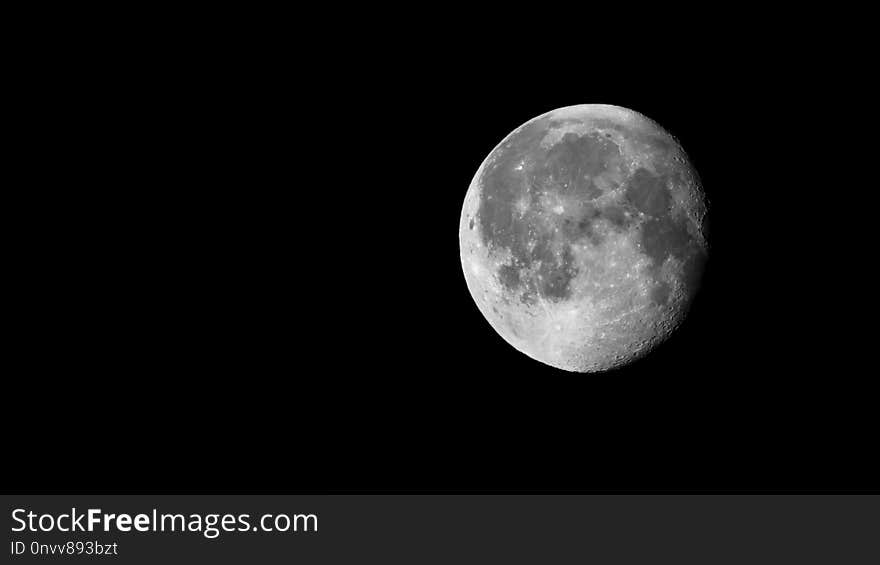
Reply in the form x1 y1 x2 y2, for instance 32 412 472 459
459 104 709 372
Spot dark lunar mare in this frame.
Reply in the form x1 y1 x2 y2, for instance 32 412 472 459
535 132 621 199
624 166 707 305
477 121 704 308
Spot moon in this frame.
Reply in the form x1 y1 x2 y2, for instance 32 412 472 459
459 104 708 372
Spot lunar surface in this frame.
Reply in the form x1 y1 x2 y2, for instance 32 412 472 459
459 104 708 372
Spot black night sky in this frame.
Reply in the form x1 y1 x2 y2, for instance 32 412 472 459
8 22 872 494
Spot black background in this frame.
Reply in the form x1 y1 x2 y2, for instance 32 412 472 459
7 13 873 493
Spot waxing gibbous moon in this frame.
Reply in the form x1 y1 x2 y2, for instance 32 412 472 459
459 104 709 372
